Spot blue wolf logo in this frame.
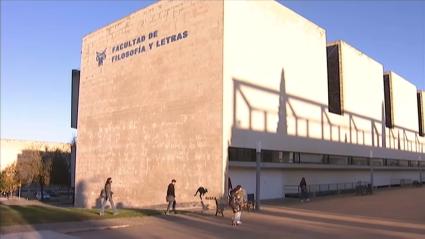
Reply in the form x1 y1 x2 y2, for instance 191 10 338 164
96 49 107 66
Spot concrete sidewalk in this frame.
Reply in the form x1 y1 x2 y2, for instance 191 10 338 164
0 205 203 238
0 216 144 235
2 187 425 239
2 230 79 239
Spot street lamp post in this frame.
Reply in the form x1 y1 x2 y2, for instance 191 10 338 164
419 156 423 184
369 150 374 191
256 141 262 211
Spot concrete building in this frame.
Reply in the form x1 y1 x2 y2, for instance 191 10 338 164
0 139 70 171
72 0 425 208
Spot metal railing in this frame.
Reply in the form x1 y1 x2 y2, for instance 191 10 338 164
284 179 422 198
284 181 370 198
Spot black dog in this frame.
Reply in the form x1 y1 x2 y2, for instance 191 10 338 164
194 187 208 200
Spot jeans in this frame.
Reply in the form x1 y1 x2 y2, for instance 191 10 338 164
166 197 176 213
300 190 309 200
233 211 241 223
100 197 116 214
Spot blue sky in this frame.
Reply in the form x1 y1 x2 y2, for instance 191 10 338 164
1 0 424 143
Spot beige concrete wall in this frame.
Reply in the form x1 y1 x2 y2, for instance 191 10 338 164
385 72 423 153
223 1 424 161
223 0 328 156
76 1 224 208
325 41 385 148
0 139 70 171
229 167 422 199
390 72 419 132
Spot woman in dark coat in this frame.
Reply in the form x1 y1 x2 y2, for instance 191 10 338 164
299 177 310 202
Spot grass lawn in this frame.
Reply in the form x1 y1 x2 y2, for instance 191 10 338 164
0 204 161 227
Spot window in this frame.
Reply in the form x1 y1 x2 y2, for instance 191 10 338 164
351 157 369 166
383 74 394 128
300 153 324 164
327 43 343 115
398 160 409 167
262 150 293 163
71 69 80 129
418 92 424 136
228 147 256 162
387 159 399 167
328 155 348 165
370 158 384 166
262 150 273 163
293 152 301 163
410 160 419 167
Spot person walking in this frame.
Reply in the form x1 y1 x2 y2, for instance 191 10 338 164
100 177 117 215
299 177 310 202
229 185 244 226
165 179 177 215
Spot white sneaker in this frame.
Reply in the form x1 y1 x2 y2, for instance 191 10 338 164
306 198 310 202
236 221 242 225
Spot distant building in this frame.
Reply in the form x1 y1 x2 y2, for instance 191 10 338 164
72 0 425 208
0 139 71 171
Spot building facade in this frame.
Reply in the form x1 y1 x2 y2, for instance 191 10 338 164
0 139 71 171
73 0 425 207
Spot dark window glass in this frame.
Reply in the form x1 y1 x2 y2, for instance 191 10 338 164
351 157 369 166
71 69 80 129
417 92 424 136
262 150 273 163
387 159 399 167
327 43 343 115
228 147 256 162
383 74 394 128
410 160 419 167
294 152 301 163
328 155 348 165
300 153 324 164
371 159 384 166
399 160 409 167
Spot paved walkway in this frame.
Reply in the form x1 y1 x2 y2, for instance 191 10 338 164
3 231 78 239
70 204 425 239
2 187 425 239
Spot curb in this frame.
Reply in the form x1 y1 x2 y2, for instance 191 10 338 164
63 224 130 234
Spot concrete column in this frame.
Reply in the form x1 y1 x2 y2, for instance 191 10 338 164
256 141 262 211
419 156 423 183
